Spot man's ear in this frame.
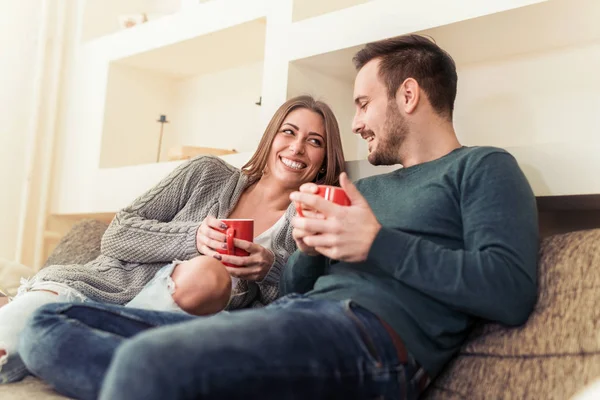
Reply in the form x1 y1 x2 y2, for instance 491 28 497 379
395 78 420 114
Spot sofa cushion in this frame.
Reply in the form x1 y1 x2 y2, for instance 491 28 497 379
43 219 109 268
0 376 69 400
423 229 600 400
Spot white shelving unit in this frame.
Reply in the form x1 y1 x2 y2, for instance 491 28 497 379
99 16 267 168
51 0 600 218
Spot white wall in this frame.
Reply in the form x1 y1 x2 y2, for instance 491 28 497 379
0 0 43 260
455 42 600 148
167 61 264 154
453 42 600 195
100 63 176 167
287 63 364 160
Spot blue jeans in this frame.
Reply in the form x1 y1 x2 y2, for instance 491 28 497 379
20 295 426 400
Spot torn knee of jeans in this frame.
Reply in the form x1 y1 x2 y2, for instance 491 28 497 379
64 290 87 303
166 276 176 295
166 260 184 295
172 259 183 267
16 277 35 296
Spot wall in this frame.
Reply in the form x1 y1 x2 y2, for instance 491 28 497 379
455 42 600 149
453 42 600 195
0 0 44 260
100 63 176 167
166 61 264 155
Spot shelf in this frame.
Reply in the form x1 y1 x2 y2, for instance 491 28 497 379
99 59 264 168
51 0 600 219
288 0 547 62
292 0 371 22
97 7 267 168
167 146 237 161
81 0 181 43
85 0 268 71
113 18 266 78
290 0 600 80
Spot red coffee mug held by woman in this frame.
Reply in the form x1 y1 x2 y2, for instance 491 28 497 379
215 219 254 267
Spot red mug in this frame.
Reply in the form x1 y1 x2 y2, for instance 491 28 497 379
295 185 350 217
215 219 254 267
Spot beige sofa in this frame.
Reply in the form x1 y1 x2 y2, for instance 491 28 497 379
1 221 599 399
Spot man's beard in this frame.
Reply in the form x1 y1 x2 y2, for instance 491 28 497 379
368 101 408 166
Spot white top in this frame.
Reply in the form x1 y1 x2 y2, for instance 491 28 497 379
254 214 287 250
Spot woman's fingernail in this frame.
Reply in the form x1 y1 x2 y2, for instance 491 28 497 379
222 243 228 250
220 223 227 229
213 254 222 261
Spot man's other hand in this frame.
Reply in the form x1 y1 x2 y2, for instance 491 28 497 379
291 173 381 262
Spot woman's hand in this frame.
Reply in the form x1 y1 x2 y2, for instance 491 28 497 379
195 216 228 257
217 240 275 282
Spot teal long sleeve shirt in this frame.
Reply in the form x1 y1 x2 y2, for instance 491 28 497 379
281 146 539 378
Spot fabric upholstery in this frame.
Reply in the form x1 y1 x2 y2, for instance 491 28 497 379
43 219 109 268
423 229 600 399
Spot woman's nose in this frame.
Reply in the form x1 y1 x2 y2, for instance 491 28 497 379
289 138 305 155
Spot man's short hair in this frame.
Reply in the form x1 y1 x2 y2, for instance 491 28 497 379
353 34 458 119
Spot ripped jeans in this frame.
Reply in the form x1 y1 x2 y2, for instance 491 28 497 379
0 264 178 384
0 263 188 384
0 279 88 383
1 261 237 384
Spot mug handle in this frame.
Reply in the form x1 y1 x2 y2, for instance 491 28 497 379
226 227 236 256
294 201 305 217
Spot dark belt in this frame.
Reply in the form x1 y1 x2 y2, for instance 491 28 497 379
377 317 430 391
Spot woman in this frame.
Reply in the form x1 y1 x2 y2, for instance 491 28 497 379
0 95 345 385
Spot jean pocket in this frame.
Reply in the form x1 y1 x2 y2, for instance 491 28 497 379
343 300 383 367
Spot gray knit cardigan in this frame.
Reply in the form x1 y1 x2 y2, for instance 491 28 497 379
35 156 297 308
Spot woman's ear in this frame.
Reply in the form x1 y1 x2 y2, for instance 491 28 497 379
313 166 326 183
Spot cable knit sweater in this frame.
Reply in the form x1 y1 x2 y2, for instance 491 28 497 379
34 156 297 308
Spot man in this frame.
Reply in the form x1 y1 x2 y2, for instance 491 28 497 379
25 35 539 400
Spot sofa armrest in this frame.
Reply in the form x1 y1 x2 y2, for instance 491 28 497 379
43 219 109 267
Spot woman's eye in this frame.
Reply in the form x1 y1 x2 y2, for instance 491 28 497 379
309 138 323 147
360 103 368 110
282 129 294 135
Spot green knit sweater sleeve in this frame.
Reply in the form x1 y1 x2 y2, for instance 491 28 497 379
366 152 539 326
100 157 223 263
280 250 328 295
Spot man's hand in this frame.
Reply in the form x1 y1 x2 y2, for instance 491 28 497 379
290 173 381 262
